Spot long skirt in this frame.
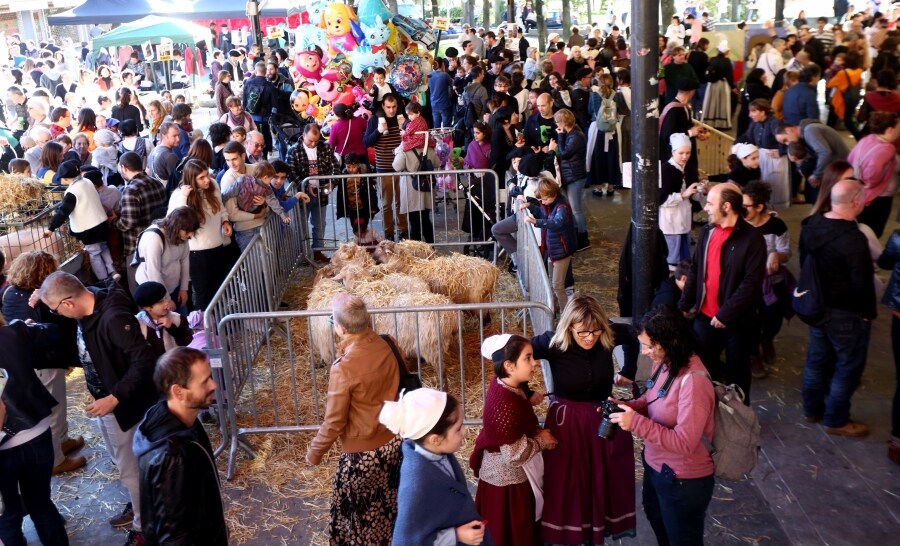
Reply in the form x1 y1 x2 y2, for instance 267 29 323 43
702 80 733 130
475 479 538 546
759 149 791 210
329 436 402 546
540 398 637 545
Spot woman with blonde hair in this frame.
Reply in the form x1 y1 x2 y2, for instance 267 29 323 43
166 159 231 309
529 293 639 545
146 99 165 146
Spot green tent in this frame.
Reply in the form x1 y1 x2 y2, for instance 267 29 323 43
91 15 209 55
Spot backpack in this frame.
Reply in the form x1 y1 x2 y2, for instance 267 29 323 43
595 94 618 133
842 69 862 119
792 248 828 326
409 133 434 192
130 227 164 269
166 157 189 196
683 371 761 481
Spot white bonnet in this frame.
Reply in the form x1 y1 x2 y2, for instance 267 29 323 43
379 388 448 440
717 39 730 53
481 334 512 362
669 132 692 151
731 142 758 159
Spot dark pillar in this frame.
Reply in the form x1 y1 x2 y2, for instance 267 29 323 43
775 0 785 26
247 0 264 57
630 0 660 318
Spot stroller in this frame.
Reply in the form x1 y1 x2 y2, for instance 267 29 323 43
270 110 312 161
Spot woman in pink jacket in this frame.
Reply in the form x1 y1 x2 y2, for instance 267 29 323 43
848 111 900 238
609 305 716 546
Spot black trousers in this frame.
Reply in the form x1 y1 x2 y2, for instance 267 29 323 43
693 314 754 404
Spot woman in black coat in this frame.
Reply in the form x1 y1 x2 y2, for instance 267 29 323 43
737 68 773 137
110 87 144 132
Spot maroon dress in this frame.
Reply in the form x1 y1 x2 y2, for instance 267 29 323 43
471 379 542 546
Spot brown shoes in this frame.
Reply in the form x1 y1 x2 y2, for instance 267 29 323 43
52 455 87 475
61 435 84 455
825 421 869 437
804 415 822 424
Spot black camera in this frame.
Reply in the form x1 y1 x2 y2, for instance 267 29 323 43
597 400 625 440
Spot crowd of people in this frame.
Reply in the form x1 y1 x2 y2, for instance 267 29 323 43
1 2 900 546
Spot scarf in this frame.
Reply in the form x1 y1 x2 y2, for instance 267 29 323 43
227 111 245 127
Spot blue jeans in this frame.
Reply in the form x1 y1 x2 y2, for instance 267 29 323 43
643 458 714 546
561 177 587 233
0 429 69 546
306 197 326 249
432 107 454 129
234 226 261 252
803 309 872 427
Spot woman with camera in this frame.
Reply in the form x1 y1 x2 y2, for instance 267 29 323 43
609 305 716 546
530 294 638 545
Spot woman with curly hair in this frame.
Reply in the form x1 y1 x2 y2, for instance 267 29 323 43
609 305 716 546
146 100 166 147
166 159 231 309
1 250 85 475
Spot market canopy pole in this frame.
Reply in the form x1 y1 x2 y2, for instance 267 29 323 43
630 0 660 318
248 0 265 54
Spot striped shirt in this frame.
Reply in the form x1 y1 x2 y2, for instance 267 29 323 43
373 124 402 172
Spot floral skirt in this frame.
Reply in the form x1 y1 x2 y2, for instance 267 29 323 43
329 436 403 546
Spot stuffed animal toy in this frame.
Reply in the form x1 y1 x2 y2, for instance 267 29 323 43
320 2 364 57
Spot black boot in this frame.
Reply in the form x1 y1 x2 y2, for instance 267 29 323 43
576 232 591 252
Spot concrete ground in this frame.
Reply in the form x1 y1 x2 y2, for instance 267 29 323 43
24 176 900 545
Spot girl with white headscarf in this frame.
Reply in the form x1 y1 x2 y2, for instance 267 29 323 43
660 133 702 267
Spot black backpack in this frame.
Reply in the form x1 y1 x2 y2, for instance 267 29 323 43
130 227 165 269
410 147 434 192
792 248 827 326
842 69 862 120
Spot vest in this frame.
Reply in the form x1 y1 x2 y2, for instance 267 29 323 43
65 177 107 233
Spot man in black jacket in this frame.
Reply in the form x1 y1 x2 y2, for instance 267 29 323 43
242 62 275 158
799 179 875 437
134 347 227 546
679 183 766 403
0 320 70 546
39 272 158 546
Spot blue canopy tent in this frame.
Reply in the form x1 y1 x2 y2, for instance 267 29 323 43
49 0 294 25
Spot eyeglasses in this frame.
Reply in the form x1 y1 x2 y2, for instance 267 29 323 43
574 328 603 339
49 296 72 315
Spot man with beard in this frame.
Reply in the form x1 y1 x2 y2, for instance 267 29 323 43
133 347 228 545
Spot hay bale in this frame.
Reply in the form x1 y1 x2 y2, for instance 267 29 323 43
0 174 46 221
330 242 375 269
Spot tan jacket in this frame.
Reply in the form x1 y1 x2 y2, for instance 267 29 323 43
306 329 400 464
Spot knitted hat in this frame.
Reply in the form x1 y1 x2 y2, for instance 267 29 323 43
379 388 448 440
669 133 692 151
52 159 81 185
518 154 544 178
731 142 758 159
445 46 459 58
93 128 118 147
133 281 168 308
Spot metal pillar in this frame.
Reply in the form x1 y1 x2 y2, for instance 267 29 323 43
247 0 264 56
630 0 660 319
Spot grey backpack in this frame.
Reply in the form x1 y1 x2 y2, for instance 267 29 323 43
683 371 761 481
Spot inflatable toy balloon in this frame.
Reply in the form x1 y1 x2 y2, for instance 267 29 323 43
350 45 388 79
360 15 390 51
294 26 329 58
389 55 425 98
392 14 436 51
356 0 393 27
319 2 365 57
435 140 451 163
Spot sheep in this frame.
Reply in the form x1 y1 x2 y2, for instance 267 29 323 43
380 251 501 305
329 242 375 270
373 239 436 263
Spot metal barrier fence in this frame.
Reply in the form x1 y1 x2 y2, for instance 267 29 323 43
298 168 501 258
696 121 736 178
0 204 83 272
214 301 554 479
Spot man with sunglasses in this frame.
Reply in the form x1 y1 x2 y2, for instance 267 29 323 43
38 272 157 546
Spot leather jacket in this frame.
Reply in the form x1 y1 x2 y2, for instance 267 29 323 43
133 400 228 546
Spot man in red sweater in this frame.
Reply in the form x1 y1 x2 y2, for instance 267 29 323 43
679 183 767 403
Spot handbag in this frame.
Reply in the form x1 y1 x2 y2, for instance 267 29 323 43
410 132 434 192
380 335 422 393
334 119 352 168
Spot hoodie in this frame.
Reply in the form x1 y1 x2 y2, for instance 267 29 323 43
39 68 61 93
133 400 228 546
799 214 876 319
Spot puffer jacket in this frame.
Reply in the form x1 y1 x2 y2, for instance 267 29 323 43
556 126 587 184
133 400 228 546
528 194 577 261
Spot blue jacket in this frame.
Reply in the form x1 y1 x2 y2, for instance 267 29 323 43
393 440 491 546
529 195 577 260
556 126 587 183
781 82 819 125
878 230 900 312
428 70 455 111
